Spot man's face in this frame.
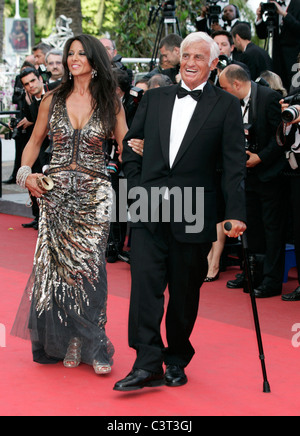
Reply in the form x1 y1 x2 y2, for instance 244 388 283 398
34 49 46 66
21 72 44 97
100 38 117 60
46 54 64 80
213 35 233 58
223 5 237 22
180 41 218 90
160 45 180 67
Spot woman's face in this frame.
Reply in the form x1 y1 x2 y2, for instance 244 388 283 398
67 40 92 78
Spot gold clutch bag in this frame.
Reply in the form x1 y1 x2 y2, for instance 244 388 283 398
36 175 54 191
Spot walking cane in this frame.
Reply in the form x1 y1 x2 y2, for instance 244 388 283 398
224 222 271 393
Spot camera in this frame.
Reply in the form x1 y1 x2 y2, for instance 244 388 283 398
206 0 222 24
130 86 144 105
162 0 176 16
281 93 300 123
244 123 258 155
260 1 278 29
260 1 277 14
217 54 230 71
9 117 22 140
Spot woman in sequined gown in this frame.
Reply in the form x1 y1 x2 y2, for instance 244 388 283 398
11 35 128 374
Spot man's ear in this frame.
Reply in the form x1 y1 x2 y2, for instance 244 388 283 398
173 46 181 57
210 57 219 71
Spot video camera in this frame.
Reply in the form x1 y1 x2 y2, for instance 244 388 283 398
260 1 278 29
206 0 222 24
281 93 300 123
147 0 176 25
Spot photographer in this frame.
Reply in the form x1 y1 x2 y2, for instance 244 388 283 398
277 96 300 300
104 69 144 263
100 37 133 84
3 61 35 184
196 3 246 34
18 67 52 229
255 0 300 90
219 65 287 298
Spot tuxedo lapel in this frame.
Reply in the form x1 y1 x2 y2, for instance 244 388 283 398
172 83 220 169
159 85 178 168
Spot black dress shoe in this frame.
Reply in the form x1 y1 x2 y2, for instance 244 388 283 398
254 283 281 298
226 272 245 289
22 220 38 230
118 250 130 264
165 365 188 387
282 286 300 301
113 368 165 391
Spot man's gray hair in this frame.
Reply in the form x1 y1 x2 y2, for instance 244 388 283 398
180 32 220 66
45 49 63 63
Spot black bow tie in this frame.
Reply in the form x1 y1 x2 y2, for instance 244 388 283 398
240 99 245 107
177 86 203 101
278 0 286 5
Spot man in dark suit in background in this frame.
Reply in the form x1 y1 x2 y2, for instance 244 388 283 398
113 32 247 392
219 65 287 298
255 0 300 90
19 67 53 229
232 23 273 81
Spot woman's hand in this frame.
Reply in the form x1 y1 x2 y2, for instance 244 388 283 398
128 138 144 156
25 173 47 198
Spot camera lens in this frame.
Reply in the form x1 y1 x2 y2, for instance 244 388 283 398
281 106 299 123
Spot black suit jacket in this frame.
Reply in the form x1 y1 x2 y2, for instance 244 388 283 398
239 42 273 81
122 82 247 244
256 0 300 89
247 82 286 182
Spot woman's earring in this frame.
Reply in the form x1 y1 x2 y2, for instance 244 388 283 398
92 69 98 79
69 71 72 80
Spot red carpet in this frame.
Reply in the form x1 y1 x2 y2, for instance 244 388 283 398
1 213 300 416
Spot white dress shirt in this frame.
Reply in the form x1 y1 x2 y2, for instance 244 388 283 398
169 80 206 168
240 88 251 124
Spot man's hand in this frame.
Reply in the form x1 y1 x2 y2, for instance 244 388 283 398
246 151 262 168
270 0 288 17
222 220 247 238
17 117 34 130
280 100 300 124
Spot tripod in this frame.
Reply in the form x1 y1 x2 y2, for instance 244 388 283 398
224 222 271 393
149 12 181 71
264 23 275 59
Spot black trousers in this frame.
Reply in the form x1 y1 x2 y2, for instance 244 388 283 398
290 175 300 284
128 224 211 373
245 174 287 289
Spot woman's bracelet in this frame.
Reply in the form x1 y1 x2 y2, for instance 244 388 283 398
16 166 32 189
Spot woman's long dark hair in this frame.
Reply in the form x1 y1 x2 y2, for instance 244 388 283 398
54 34 121 138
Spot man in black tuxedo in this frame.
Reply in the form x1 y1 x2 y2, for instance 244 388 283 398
19 67 52 229
113 32 247 392
219 65 287 298
255 0 300 90
232 23 273 81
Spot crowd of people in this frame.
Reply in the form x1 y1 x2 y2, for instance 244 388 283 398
3 1 300 392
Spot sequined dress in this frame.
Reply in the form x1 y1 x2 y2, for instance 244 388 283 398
11 97 114 366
